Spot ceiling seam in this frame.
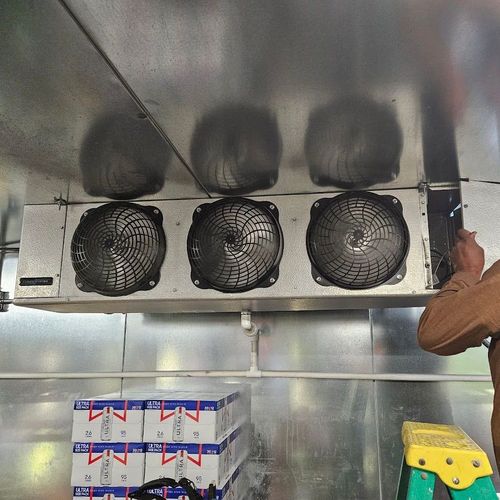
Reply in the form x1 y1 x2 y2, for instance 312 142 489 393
57 0 212 198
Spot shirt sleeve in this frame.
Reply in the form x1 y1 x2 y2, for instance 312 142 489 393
418 261 500 355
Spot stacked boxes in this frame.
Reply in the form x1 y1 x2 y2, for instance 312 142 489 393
71 399 146 496
71 391 246 499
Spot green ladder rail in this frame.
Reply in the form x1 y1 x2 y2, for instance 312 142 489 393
396 421 497 500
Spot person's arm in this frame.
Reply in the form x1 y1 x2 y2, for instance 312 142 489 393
418 229 500 355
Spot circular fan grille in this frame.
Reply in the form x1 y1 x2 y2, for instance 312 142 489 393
71 202 166 296
187 198 283 292
307 192 409 289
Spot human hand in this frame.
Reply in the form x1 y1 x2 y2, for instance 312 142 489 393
451 229 485 279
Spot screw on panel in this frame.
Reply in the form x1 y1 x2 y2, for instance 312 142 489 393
269 204 275 210
463 204 468 208
425 263 430 268
396 274 403 280
472 460 481 468
418 458 426 466
269 277 276 284
452 478 460 485
196 207 202 213
153 209 159 214
149 281 156 287
176 222 180 226
83 212 88 217
316 276 322 282
446 457 454 465
392 198 398 204
314 202 320 208
421 473 428 480
77 282 83 288
292 217 297 222
194 280 200 286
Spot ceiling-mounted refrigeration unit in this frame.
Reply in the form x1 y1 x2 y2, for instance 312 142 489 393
14 190 433 313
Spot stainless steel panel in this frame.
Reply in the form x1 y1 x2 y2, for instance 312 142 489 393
372 308 490 375
461 180 500 271
257 310 372 373
2 256 125 373
0 379 121 500
0 0 203 206
124 313 250 371
376 381 498 500
17 190 431 312
66 0 424 196
15 205 66 298
123 378 380 500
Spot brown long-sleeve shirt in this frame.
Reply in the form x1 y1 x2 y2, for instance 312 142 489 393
418 260 500 469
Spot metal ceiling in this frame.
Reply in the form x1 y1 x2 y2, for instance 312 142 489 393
2 0 500 241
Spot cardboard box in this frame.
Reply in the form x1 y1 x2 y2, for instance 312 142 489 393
143 391 239 444
144 426 246 490
73 486 139 500
71 442 145 487
72 400 145 443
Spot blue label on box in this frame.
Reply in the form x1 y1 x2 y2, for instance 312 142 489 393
74 400 145 411
145 439 227 454
145 399 224 411
73 486 135 497
73 442 145 453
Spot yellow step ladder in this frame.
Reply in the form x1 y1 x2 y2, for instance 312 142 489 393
396 421 497 499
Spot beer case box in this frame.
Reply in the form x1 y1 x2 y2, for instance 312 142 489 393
73 486 140 500
72 400 145 443
145 466 241 499
144 426 246 490
143 391 239 443
71 442 145 487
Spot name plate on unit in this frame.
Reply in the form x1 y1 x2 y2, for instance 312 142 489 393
19 277 54 286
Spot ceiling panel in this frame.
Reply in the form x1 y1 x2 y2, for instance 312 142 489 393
65 0 429 197
0 0 205 211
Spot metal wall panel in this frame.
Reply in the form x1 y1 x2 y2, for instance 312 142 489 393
1 257 125 373
376 381 498 500
65 0 426 196
0 379 121 500
123 377 380 500
0 0 203 207
257 310 372 373
372 308 490 375
124 313 250 371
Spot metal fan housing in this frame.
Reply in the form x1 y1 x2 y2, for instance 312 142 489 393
187 198 283 293
71 202 166 296
307 191 410 289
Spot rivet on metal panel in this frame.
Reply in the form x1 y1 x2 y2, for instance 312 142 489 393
77 282 83 288
419 458 426 466
153 209 159 214
463 204 468 208
446 457 453 465
196 207 202 213
176 222 180 226
292 217 297 222
421 472 428 480
316 276 322 282
194 280 200 286
269 277 275 284
149 281 156 287
397 274 403 280
269 204 275 210
314 202 320 208
452 477 460 485
392 198 398 204
472 460 481 468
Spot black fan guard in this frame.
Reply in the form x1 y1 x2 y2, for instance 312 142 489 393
187 198 283 293
71 202 166 296
307 191 410 290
